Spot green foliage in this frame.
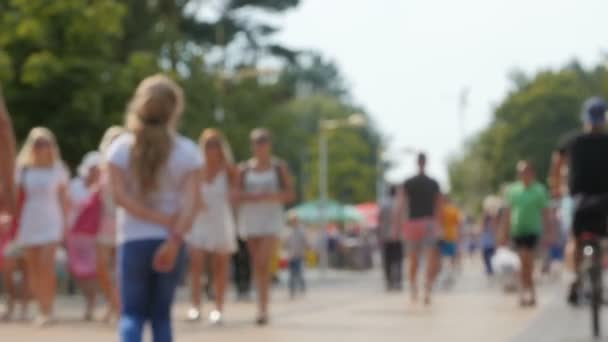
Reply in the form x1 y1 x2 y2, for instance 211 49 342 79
268 95 379 203
0 0 127 167
450 62 608 211
0 0 379 204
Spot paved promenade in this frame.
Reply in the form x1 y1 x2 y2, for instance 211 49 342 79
0 260 592 342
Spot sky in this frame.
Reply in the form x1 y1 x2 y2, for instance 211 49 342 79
275 0 607 188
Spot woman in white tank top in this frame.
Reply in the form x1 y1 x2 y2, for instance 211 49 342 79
186 129 237 324
236 128 294 325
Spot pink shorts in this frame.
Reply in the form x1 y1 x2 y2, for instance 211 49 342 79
403 217 438 248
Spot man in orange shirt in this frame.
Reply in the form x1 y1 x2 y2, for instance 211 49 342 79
438 194 462 282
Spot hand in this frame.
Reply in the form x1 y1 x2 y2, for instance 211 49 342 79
250 192 266 201
260 192 282 202
0 195 15 217
159 214 176 230
152 238 181 273
0 214 10 234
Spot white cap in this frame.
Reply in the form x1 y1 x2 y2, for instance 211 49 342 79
77 151 102 178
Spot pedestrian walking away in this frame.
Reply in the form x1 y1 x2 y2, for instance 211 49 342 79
378 185 404 291
107 74 202 342
393 152 442 306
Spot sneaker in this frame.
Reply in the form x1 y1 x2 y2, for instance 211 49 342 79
567 282 580 307
209 310 223 325
256 315 269 326
186 308 201 322
34 315 54 328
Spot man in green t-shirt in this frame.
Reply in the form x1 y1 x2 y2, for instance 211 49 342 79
502 160 550 307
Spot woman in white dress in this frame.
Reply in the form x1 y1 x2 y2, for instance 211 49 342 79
237 128 294 325
16 127 69 325
186 128 237 324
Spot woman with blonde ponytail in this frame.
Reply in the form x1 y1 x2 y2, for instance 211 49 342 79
106 74 202 342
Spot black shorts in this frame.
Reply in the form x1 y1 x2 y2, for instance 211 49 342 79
572 195 608 238
513 234 539 250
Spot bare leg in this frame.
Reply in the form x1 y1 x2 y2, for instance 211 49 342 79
24 247 43 319
408 247 419 303
247 239 262 318
39 244 57 319
79 280 97 321
248 236 277 323
188 248 205 320
95 245 119 323
212 253 229 314
518 248 535 305
424 246 441 305
1 257 17 320
17 258 30 320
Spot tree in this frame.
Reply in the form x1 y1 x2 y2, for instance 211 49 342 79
449 62 608 210
268 95 379 203
0 0 381 207
0 0 128 167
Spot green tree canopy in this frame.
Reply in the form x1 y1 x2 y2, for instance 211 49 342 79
0 0 380 204
449 61 608 212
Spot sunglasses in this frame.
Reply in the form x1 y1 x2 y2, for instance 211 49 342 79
252 136 270 145
205 139 221 149
33 140 51 149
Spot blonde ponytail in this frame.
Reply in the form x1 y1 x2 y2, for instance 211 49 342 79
125 74 184 199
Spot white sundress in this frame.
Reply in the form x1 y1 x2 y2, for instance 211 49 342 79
18 165 68 247
187 170 237 253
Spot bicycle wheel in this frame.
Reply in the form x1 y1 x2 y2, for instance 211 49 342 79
589 242 602 338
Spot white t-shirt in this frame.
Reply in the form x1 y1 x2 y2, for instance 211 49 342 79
17 164 69 246
285 227 309 259
68 178 89 205
107 133 202 244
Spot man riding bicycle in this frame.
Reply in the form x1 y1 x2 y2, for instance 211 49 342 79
550 97 608 305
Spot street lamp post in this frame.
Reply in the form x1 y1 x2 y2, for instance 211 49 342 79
317 114 366 274
318 125 328 273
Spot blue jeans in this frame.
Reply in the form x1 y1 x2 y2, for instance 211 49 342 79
482 247 495 276
288 258 306 296
118 239 185 342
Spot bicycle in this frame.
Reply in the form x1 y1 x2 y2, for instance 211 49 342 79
579 231 603 338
